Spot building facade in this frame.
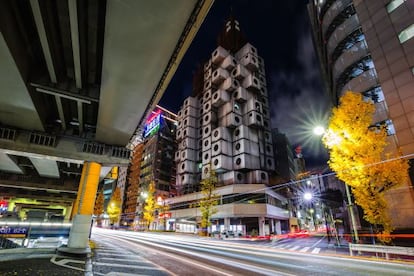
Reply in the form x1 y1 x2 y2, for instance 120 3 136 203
171 17 289 236
122 106 178 228
308 0 414 228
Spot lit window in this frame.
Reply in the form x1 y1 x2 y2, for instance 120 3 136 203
386 0 405 13
398 24 414 43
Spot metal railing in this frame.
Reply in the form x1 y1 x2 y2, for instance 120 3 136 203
349 243 414 260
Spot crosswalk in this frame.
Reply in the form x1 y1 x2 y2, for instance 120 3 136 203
259 242 322 254
91 239 170 276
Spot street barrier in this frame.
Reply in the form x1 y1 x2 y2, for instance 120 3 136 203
349 243 414 260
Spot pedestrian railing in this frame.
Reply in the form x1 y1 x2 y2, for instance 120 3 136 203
349 243 414 260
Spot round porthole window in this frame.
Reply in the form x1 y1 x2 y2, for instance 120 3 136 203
214 159 219 166
236 158 241 165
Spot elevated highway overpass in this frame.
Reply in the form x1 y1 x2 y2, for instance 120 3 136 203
0 0 214 208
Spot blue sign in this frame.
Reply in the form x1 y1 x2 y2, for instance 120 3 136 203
0 226 28 235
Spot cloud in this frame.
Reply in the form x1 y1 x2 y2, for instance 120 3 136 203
268 22 331 165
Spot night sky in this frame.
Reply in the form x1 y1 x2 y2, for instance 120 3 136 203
160 0 331 168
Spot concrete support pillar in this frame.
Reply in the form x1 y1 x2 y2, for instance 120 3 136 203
275 220 281 235
258 217 265 236
224 217 230 231
68 162 101 249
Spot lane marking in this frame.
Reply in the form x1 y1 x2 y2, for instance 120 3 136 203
93 262 164 270
299 247 310 252
289 246 300 251
311 248 321 254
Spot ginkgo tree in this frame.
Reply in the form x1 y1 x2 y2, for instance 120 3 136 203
143 181 156 230
107 186 122 226
322 91 409 241
94 189 105 226
198 164 219 236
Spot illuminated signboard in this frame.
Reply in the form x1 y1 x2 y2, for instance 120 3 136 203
144 110 162 138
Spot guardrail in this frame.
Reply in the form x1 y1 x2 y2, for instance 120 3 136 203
349 243 414 260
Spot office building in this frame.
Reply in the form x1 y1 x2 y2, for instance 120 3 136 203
308 0 414 228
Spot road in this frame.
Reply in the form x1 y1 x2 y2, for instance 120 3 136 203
91 228 414 276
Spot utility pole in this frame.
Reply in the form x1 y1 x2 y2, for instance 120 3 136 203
345 184 359 243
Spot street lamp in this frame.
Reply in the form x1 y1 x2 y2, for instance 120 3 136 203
314 126 359 244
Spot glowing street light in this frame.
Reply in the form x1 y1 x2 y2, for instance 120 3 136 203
313 125 325 136
304 192 313 201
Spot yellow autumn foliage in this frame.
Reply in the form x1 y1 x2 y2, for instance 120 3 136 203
107 186 122 225
322 91 409 239
199 164 219 235
143 181 156 229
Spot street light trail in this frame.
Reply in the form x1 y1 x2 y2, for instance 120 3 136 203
91 228 414 275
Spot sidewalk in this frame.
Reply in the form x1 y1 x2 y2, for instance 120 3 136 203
0 247 87 275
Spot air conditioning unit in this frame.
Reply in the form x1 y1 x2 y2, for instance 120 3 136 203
243 110 263 128
240 52 259 72
202 125 212 138
201 101 211 115
211 155 233 172
202 111 217 126
231 64 249 81
203 89 212 102
219 112 242 129
182 116 198 129
174 150 181 162
211 127 232 142
179 137 197 150
247 170 269 185
181 105 199 118
212 89 230 107
218 171 245 185
204 59 212 71
243 98 262 114
182 126 198 139
201 163 211 179
221 55 237 71
178 160 197 174
265 156 275 171
233 153 260 170
204 68 212 80
235 43 258 60
233 139 259 156
212 67 229 85
202 136 212 151
264 131 272 143
201 150 212 165
180 149 197 162
178 173 197 185
212 46 229 65
233 125 258 142
233 87 249 103
183 96 200 108
176 129 183 141
242 74 261 93
220 77 239 92
211 140 232 156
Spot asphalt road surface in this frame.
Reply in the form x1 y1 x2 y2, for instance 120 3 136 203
91 228 414 275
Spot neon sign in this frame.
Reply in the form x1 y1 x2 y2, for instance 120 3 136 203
144 110 162 138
